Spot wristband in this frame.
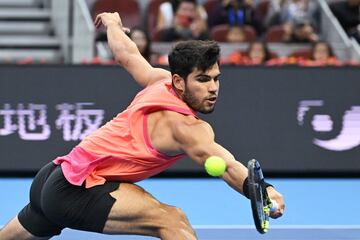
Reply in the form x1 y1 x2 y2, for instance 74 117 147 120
242 177 273 199
263 180 273 189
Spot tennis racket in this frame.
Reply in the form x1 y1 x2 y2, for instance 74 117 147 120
247 159 278 234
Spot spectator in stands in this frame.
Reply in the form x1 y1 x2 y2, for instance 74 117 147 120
330 0 360 43
246 41 272 63
128 27 159 65
159 0 209 41
292 41 341 66
265 0 320 43
156 0 208 33
226 25 247 42
224 41 272 64
311 41 335 62
266 0 319 27
208 0 262 35
290 21 319 43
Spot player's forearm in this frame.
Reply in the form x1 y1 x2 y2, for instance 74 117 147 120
106 24 139 65
222 160 248 196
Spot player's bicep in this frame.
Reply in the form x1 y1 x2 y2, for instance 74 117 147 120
123 53 171 87
173 121 236 166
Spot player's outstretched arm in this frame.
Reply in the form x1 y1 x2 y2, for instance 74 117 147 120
173 119 247 194
173 119 285 217
94 12 170 87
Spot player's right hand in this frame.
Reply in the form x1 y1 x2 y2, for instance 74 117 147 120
266 186 285 219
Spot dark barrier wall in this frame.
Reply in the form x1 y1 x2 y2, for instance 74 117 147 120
1 65 360 176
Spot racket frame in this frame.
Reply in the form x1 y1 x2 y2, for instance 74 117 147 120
247 159 272 234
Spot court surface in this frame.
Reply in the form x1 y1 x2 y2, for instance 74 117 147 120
52 226 360 240
1 178 360 239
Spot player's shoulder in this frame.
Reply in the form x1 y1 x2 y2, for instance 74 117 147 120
167 113 214 139
164 111 206 126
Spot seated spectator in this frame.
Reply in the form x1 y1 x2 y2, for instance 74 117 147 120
159 0 209 41
224 41 273 65
290 21 319 43
264 0 286 28
246 41 272 63
267 41 342 66
226 25 247 42
300 41 341 66
265 0 320 42
156 0 208 33
208 0 262 35
311 41 335 61
330 0 360 42
128 27 160 65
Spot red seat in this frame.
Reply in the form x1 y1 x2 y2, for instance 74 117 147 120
92 0 140 28
210 24 257 42
265 25 286 42
147 0 168 41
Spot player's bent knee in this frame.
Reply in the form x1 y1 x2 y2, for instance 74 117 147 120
161 206 195 235
165 206 187 222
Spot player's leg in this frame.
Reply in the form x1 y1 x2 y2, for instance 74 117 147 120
0 163 63 240
103 183 197 240
0 216 49 240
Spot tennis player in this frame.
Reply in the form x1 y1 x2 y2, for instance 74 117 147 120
0 12 285 240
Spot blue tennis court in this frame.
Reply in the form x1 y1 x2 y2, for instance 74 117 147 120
1 178 360 239
50 226 360 240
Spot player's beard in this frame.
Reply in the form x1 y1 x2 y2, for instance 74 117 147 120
183 85 215 114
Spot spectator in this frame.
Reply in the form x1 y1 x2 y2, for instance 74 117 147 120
330 0 360 42
266 0 319 27
226 25 247 42
301 41 341 66
283 41 342 66
128 27 159 65
208 0 262 35
246 41 272 63
224 41 272 64
311 41 335 62
265 0 320 43
159 0 209 41
290 21 319 43
156 0 208 33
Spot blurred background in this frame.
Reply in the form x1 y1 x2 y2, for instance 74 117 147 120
0 0 360 235
0 0 359 176
0 0 359 65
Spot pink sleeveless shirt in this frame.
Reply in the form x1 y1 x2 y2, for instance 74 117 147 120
53 79 197 188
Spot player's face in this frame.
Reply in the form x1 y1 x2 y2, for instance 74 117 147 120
183 63 220 114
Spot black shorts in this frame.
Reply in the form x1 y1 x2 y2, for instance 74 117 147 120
18 162 120 237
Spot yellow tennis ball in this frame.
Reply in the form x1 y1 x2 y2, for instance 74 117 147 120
205 156 227 177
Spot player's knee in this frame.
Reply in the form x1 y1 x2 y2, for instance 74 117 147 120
167 206 188 223
164 206 195 235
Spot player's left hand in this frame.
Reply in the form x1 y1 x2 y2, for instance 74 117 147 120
94 12 130 33
266 186 285 219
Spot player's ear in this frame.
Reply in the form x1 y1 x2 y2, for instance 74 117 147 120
172 74 185 93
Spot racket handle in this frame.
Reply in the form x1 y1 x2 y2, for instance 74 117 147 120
270 199 278 212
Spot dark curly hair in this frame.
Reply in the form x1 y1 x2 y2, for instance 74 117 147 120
168 40 220 80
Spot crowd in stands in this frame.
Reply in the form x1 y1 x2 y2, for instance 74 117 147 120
330 0 360 43
88 0 360 66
